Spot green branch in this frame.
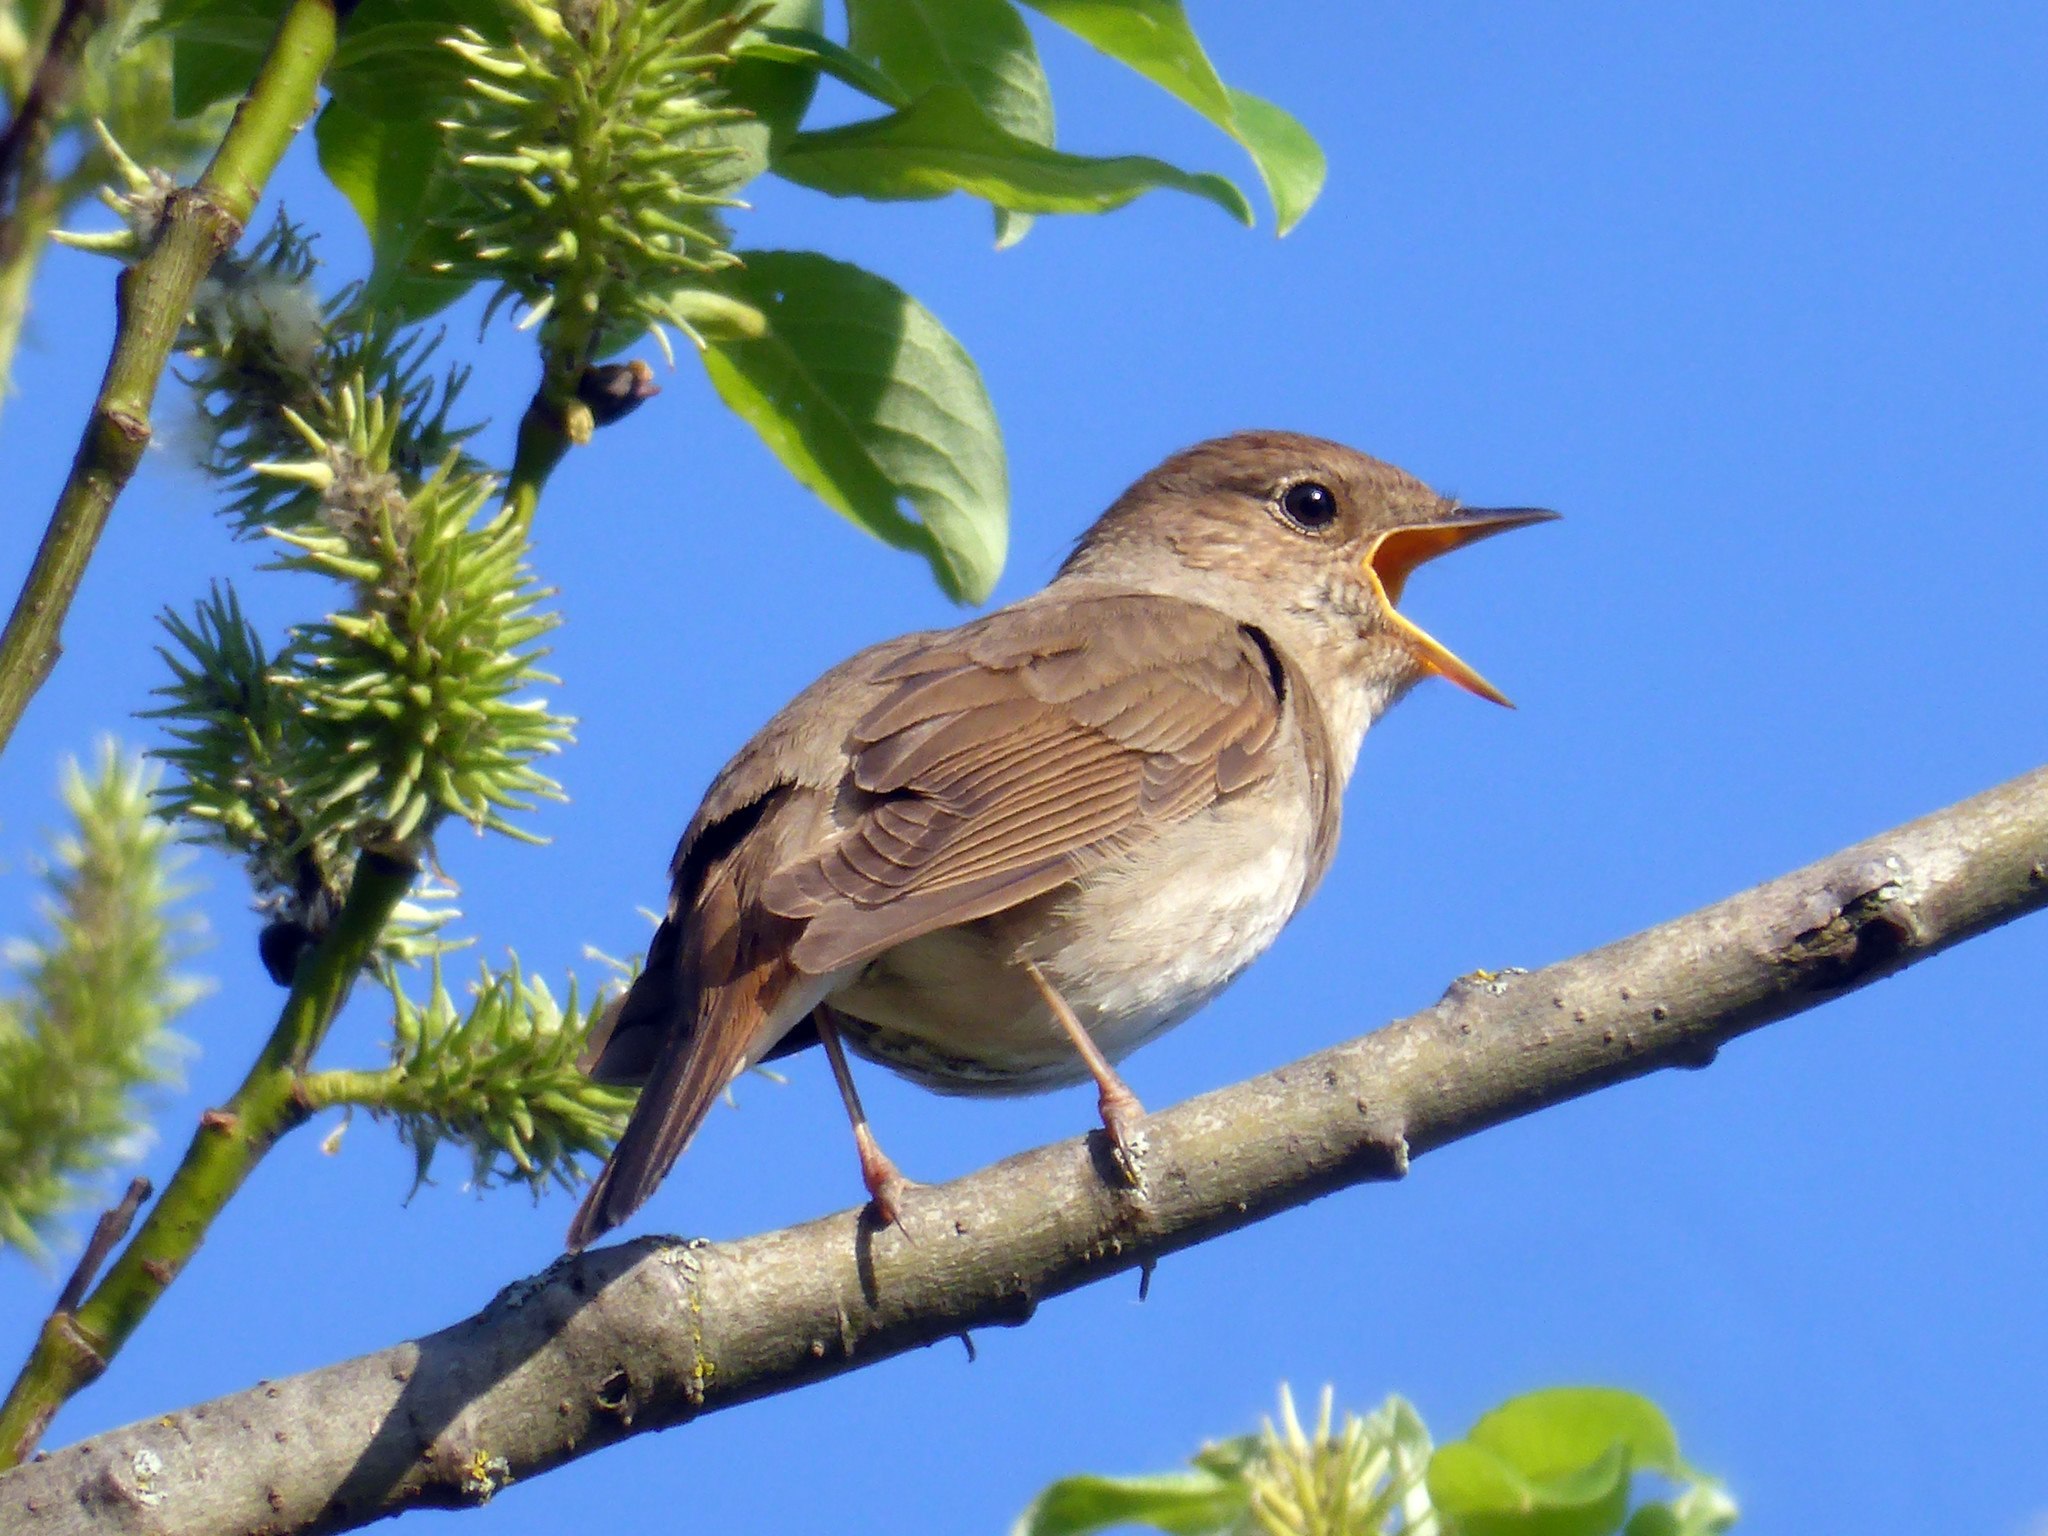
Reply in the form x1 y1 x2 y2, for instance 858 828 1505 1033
0 0 339 760
0 848 414 1469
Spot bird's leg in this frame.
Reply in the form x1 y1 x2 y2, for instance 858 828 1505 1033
812 1005 912 1227
1020 957 1147 1186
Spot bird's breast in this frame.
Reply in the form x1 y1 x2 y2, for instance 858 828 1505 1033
825 792 1316 1094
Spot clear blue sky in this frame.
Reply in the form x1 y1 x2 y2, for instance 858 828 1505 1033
3 6 2045 1532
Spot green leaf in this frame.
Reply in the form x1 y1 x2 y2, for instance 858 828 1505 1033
1018 0 1325 233
1469 1388 1685 1483
846 0 1055 247
312 5 497 323
313 98 441 297
1020 0 1231 118
717 0 830 197
697 251 1007 603
736 25 908 110
1429 1388 1687 1536
848 0 1053 140
774 85 1251 225
157 0 270 116
1009 1469 1249 1536
1428 1441 1632 1536
1223 87 1326 237
160 0 505 117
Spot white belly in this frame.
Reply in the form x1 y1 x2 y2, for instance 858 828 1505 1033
826 802 1315 1094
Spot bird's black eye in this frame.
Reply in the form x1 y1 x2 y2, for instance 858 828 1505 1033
1279 480 1338 531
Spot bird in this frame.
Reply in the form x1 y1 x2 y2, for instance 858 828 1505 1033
567 430 1553 1248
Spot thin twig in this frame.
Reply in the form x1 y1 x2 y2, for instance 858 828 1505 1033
0 0 339 759
51 1178 150 1315
1 764 2041 1535
0 0 108 241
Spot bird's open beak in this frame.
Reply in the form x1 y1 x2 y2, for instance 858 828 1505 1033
1363 507 1559 707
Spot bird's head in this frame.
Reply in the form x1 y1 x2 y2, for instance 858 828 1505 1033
1062 431 1556 730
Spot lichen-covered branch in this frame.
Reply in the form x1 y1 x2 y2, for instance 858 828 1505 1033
0 0 338 757
3 765 2042 1535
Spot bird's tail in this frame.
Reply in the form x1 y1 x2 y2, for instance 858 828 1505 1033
568 938 801 1249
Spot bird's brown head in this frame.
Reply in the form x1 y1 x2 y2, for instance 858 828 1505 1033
1060 430 1556 718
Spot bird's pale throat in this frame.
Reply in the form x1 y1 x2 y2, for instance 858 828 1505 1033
1364 508 1557 708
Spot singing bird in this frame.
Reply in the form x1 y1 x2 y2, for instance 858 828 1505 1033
568 431 1552 1247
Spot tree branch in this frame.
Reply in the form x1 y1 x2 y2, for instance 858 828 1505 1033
0 0 339 758
4 766 2044 1534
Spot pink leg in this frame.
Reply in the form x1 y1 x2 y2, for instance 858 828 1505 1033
1021 958 1147 1185
814 1006 912 1225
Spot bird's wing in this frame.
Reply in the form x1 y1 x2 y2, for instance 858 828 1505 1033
763 592 1291 974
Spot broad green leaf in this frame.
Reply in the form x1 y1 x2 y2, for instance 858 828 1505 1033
697 251 1007 603
846 0 1054 246
774 85 1251 225
1020 0 1230 119
848 0 1053 140
1428 1440 1633 1536
1018 0 1325 233
1469 1388 1685 1484
308 0 514 320
721 0 828 189
736 26 908 110
313 97 441 293
157 0 269 116
327 23 479 119
1223 87 1326 236
1009 1470 1249 1536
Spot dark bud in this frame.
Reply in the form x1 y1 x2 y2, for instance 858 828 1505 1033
259 919 316 988
576 359 660 428
260 861 342 987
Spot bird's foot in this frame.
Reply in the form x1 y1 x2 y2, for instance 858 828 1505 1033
854 1123 915 1231
1097 1084 1149 1189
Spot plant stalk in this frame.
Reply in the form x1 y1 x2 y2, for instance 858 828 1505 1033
0 0 339 758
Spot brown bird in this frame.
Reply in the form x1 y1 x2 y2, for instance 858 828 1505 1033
568 431 1552 1248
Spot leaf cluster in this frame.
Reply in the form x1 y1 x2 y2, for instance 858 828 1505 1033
156 0 1325 602
1014 1386 1739 1536
0 749 204 1258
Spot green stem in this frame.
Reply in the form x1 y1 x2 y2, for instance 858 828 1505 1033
504 389 572 535
0 849 415 1469
503 297 606 533
296 1065 403 1112
0 0 339 759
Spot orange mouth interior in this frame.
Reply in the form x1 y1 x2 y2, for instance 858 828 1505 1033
1363 510 1556 707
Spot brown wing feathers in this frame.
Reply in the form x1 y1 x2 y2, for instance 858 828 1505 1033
569 596 1286 1245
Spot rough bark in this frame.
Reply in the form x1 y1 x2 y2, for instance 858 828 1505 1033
4 765 2044 1535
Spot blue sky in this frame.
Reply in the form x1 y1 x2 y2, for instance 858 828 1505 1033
2 5 2045 1532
